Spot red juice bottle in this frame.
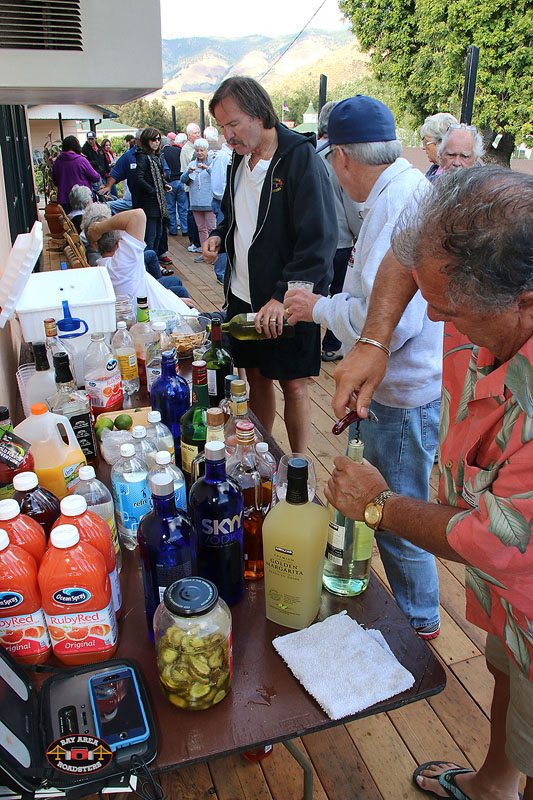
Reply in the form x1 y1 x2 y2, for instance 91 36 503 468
0 498 46 566
12 471 61 540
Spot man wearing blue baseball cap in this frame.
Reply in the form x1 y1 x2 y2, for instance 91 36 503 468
285 95 444 640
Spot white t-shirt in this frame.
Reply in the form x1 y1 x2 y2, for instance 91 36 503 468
231 155 271 305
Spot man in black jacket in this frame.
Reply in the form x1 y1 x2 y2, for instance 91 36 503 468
203 76 337 453
81 131 107 182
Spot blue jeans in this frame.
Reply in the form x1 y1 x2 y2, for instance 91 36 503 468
144 249 189 298
109 198 132 215
145 217 163 253
166 180 188 234
352 397 441 629
211 197 227 281
322 247 352 353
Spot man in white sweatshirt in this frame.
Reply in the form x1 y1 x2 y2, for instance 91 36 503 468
285 96 443 639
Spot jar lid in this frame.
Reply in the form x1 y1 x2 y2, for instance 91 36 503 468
12 472 38 491
164 577 218 617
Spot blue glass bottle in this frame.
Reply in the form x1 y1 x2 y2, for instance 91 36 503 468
137 474 197 641
150 350 190 468
189 440 245 606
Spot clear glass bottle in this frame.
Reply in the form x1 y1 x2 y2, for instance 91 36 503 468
256 442 277 505
179 361 209 495
83 333 124 416
189 440 244 606
111 321 140 395
322 438 374 596
145 410 175 461
115 294 136 329
130 298 158 387
263 457 329 629
220 312 295 340
131 425 158 470
219 374 236 423
26 342 57 409
226 421 271 581
44 318 72 371
138 475 196 641
50 353 98 465
154 577 232 710
224 379 263 455
73 464 121 572
111 443 150 551
150 351 190 468
147 451 186 511
146 321 175 391
203 318 234 406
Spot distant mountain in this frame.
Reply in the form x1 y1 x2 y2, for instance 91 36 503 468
148 29 365 105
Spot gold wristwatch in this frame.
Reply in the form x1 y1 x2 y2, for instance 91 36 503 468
364 490 395 531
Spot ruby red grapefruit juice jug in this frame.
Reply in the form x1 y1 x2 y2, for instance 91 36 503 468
0 498 46 565
38 524 118 665
0 530 51 664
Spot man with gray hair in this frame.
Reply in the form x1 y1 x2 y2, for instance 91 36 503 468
180 121 202 252
284 95 443 639
438 122 484 172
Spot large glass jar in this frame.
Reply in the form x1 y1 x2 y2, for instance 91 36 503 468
153 577 232 710
115 295 136 329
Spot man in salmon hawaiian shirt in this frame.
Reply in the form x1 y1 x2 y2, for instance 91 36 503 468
327 166 533 800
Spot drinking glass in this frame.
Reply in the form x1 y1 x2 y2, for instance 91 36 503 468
287 280 314 292
275 453 317 502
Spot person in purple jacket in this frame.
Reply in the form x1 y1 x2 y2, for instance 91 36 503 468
51 136 100 212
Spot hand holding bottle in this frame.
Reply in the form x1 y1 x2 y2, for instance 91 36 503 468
325 455 389 522
254 299 286 338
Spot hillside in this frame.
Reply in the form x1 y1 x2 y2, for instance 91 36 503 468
147 29 367 107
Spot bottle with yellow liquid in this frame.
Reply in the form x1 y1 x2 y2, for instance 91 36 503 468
212 313 296 341
263 457 328 629
322 438 374 596
14 404 86 500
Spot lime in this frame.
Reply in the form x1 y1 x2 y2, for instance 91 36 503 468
114 414 133 431
95 417 114 431
134 408 143 412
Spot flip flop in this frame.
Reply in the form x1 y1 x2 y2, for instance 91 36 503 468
160 268 173 276
412 762 523 800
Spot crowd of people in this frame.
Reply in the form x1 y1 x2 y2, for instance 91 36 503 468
50 77 532 800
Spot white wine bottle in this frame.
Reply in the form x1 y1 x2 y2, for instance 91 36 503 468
322 438 374 596
263 457 328 629
217 313 296 341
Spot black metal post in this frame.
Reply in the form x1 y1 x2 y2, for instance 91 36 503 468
318 74 327 116
199 99 205 134
172 106 177 133
58 112 64 140
460 45 479 125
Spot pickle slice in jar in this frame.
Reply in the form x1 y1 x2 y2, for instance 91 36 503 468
208 648 223 669
166 626 185 646
189 655 211 678
189 682 211 699
159 646 179 665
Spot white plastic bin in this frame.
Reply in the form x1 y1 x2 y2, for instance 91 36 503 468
14 267 116 342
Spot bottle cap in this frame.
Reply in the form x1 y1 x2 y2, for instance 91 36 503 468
230 379 246 396
225 374 235 396
0 406 10 423
50 524 79 548
132 425 146 438
152 321 166 331
150 473 174 497
0 499 20 520
60 495 87 516
33 341 51 372
30 403 48 416
286 457 309 505
256 442 268 454
205 440 225 460
164 577 218 617
13 472 39 491
78 465 96 481
236 420 255 445
120 443 135 458
206 408 224 427
44 318 58 336
90 333 105 340
0 530 9 550
147 410 162 423
155 451 171 465
192 361 207 385
117 321 127 329
53 352 73 383
137 297 148 305
161 350 175 358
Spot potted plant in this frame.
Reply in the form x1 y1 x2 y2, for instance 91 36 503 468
40 133 64 238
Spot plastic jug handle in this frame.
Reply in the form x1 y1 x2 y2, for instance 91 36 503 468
58 300 89 337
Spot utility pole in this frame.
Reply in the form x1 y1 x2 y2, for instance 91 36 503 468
460 45 479 125
172 106 177 134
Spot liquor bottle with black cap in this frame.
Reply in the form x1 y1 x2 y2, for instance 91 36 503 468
203 316 233 406
262 456 328 629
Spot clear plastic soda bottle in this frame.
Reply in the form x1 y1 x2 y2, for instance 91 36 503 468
111 321 140 395
83 334 124 416
145 410 175 461
147 450 187 511
73 465 121 571
111 443 150 551
131 425 158 469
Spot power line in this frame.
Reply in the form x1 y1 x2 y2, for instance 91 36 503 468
258 0 329 82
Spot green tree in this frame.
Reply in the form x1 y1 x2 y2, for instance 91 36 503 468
115 98 174 134
339 0 533 165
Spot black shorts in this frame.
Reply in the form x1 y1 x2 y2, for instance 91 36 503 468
226 292 321 381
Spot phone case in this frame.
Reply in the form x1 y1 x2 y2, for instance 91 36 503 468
0 647 157 799
88 667 150 751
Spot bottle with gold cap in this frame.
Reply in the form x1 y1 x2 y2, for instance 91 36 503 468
224 379 263 455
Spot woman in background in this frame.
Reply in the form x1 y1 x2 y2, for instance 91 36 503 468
135 127 171 255
52 135 100 213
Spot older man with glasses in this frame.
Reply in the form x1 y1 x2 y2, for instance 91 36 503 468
438 122 484 172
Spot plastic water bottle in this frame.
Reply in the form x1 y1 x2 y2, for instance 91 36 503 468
147 451 187 512
111 321 140 395
131 425 158 469
111 443 150 551
73 465 121 571
145 410 175 461
256 442 277 505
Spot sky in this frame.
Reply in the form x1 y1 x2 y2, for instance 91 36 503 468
160 0 350 40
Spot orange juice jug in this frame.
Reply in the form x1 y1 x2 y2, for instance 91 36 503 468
53 495 122 617
0 530 52 664
38 523 118 665
14 404 86 500
0 498 46 565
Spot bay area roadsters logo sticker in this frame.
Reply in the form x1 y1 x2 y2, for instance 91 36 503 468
46 735 113 773
272 178 284 193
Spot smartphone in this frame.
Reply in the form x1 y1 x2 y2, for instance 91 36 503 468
88 667 150 752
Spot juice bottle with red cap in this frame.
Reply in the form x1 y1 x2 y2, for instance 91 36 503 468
0 530 52 664
0 498 46 566
38 524 118 665
11 471 61 540
52 496 122 617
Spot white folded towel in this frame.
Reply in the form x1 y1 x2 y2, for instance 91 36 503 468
272 611 415 720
